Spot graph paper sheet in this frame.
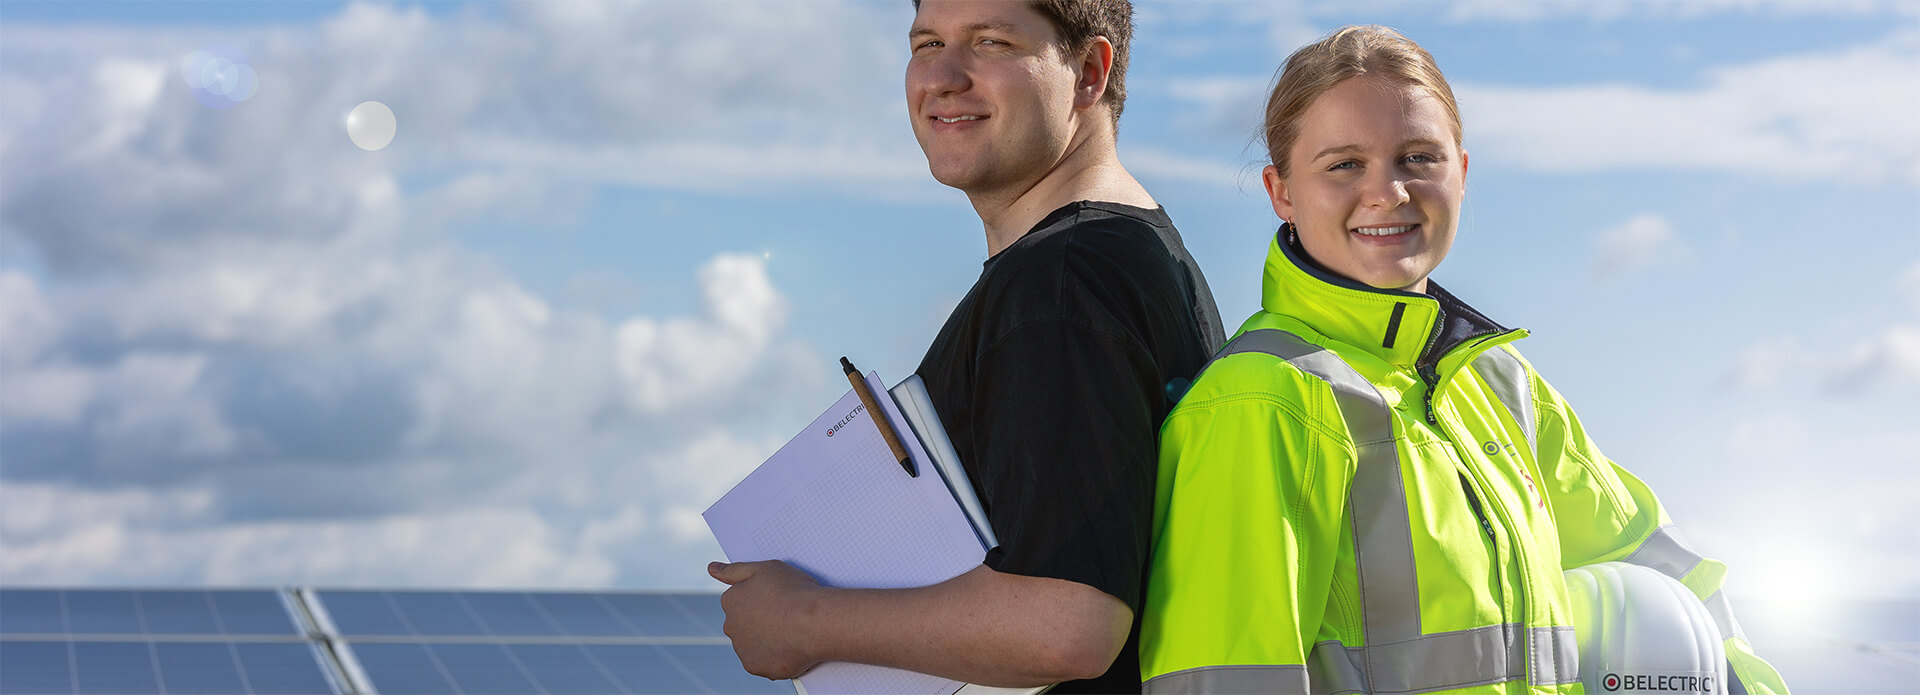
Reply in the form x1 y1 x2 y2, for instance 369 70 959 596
704 371 986 695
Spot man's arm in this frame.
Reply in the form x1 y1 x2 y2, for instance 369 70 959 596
709 560 1131 686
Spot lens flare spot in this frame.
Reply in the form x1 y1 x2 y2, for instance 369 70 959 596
180 44 256 109
346 101 397 151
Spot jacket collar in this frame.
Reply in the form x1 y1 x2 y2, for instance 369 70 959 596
1260 224 1515 372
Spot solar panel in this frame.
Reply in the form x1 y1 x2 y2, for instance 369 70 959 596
208 591 302 636
0 642 69 693
308 590 788 694
599 592 717 637
314 590 728 639
64 591 144 635
0 590 338 695
0 590 299 637
0 641 337 695
577 644 708 694
456 592 561 637
313 590 410 636
660 593 726 637
150 642 248 693
660 645 794 694
0 591 65 634
14 587 1916 695
524 592 632 637
137 591 224 634
501 644 628 693
231 643 344 695
340 641 792 695
387 592 488 637
72 641 160 694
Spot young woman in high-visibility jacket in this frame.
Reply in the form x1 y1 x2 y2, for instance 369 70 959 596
1139 26 1789 695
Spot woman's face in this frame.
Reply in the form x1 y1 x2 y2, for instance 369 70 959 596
1264 75 1467 294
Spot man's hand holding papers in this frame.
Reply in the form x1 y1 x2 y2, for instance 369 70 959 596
708 559 825 680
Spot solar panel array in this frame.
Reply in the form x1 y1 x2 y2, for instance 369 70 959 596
6 588 1913 694
312 590 784 695
0 589 339 694
0 589 789 695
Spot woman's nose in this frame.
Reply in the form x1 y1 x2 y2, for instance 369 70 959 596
1365 172 1412 209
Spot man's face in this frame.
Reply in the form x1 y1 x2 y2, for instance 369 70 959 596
906 0 1083 196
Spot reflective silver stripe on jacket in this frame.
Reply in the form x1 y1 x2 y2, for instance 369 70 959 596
1703 591 1747 641
1145 626 1579 694
1144 664 1313 695
1470 346 1536 458
1168 330 1579 693
1625 525 1705 579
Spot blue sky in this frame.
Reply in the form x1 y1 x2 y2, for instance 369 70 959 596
1 0 1916 616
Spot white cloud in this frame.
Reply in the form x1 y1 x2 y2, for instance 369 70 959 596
0 422 783 588
1829 324 1920 392
0 271 56 367
0 482 621 587
0 2 871 588
1592 212 1688 281
616 254 791 415
1444 0 1911 22
0 1 923 273
1455 30 1920 186
1725 339 1798 391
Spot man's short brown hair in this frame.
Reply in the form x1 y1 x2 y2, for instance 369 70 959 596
1030 0 1134 125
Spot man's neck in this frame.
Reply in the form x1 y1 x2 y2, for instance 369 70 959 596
967 126 1156 257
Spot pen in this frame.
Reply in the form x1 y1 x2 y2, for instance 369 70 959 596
841 356 916 477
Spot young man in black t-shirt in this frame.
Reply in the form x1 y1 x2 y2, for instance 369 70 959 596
709 1 1223 691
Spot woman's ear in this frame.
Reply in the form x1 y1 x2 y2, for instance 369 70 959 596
1262 164 1294 221
1459 148 1470 201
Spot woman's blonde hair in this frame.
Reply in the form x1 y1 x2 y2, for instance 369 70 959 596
1263 25 1461 177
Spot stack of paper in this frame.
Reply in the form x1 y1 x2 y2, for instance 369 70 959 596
704 372 996 695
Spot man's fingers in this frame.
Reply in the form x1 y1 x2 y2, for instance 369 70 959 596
708 560 757 584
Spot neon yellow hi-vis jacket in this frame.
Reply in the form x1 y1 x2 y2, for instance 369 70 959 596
1140 229 1788 695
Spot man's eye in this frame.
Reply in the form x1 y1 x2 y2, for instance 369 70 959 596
1405 153 1437 164
913 40 942 52
1328 161 1358 171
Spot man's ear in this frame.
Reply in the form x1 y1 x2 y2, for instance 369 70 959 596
1073 36 1113 112
1262 165 1294 221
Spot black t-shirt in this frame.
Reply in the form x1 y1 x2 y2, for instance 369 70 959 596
914 201 1224 693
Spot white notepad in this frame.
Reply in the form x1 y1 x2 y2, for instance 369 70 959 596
705 372 1040 695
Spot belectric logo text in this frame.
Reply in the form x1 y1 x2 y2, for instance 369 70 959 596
825 404 867 438
1603 673 1714 692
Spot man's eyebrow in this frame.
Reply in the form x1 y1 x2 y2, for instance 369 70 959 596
908 20 1024 40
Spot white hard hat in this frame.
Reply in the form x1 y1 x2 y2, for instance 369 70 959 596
1563 562 1727 695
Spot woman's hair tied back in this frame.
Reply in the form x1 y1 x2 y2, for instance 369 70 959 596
1263 25 1461 177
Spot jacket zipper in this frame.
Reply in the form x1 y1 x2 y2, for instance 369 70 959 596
1456 472 1498 544
1419 363 1441 425
1431 349 1528 684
